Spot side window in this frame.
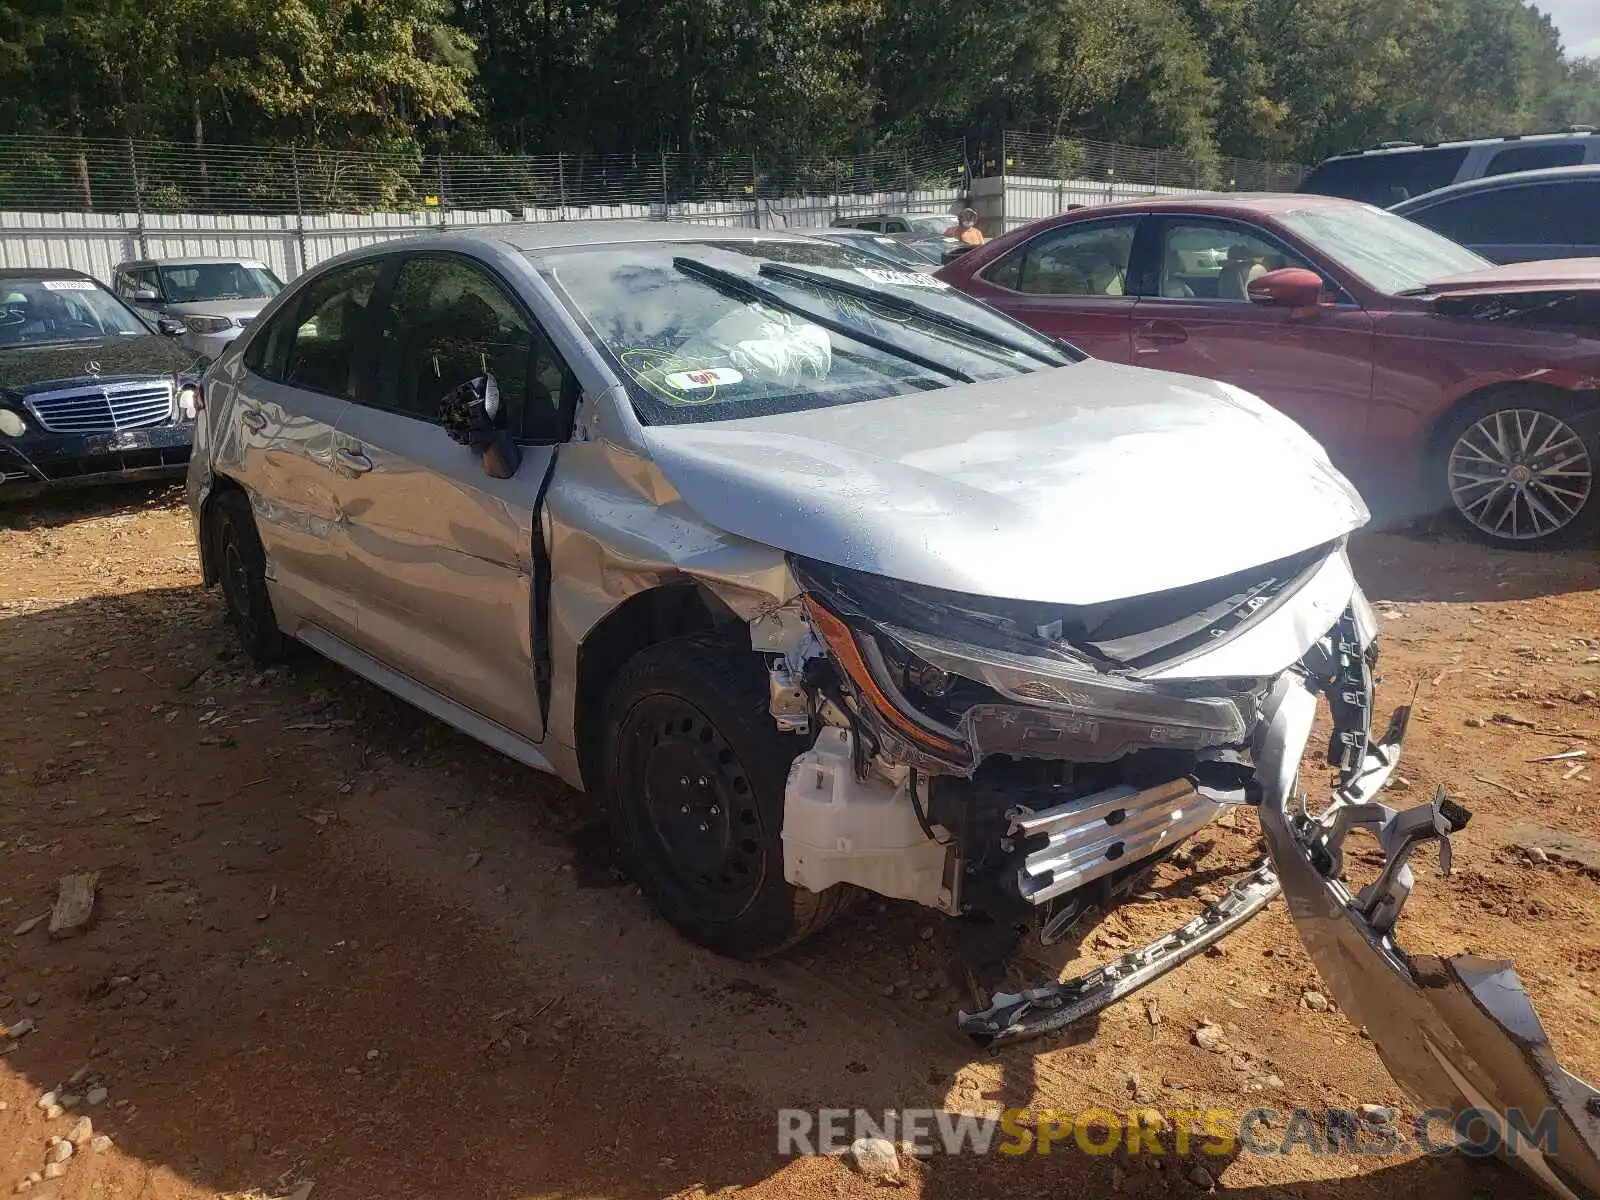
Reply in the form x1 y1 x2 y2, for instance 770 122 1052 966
1483 143 1585 177
373 256 571 442
983 221 1137 297
1156 222 1312 301
1412 187 1542 246
1550 181 1600 244
278 260 382 398
112 271 133 298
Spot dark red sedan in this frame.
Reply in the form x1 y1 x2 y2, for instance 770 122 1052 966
937 194 1600 548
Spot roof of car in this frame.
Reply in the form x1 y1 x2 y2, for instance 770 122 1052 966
1318 127 1598 161
116 256 271 268
1390 163 1600 211
1092 192 1357 214
0 267 96 281
495 220 811 253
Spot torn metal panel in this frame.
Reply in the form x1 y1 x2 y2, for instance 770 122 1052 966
542 439 796 778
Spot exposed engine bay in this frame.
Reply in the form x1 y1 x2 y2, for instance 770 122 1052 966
748 540 1600 1198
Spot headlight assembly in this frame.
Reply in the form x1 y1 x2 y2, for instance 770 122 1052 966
795 556 1262 766
181 315 235 335
0 409 25 438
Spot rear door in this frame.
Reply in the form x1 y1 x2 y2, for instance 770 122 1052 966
327 251 577 742
1130 217 1375 464
956 216 1141 361
221 257 385 640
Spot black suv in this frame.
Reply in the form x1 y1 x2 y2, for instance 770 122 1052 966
1297 128 1600 206
0 268 207 500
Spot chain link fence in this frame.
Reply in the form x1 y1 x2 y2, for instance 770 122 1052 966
997 130 1306 193
0 130 1306 280
0 134 973 217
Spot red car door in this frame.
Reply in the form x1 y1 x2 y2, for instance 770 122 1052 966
1130 217 1376 467
945 216 1140 362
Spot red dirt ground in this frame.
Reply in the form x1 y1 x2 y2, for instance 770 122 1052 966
2 484 1597 1200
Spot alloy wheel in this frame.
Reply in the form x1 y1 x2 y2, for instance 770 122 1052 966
1447 408 1593 542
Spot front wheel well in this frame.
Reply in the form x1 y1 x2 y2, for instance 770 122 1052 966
198 474 249 588
573 582 748 792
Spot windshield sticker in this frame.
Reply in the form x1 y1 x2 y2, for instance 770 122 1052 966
242 261 268 269
40 280 98 292
854 268 948 290
665 367 744 391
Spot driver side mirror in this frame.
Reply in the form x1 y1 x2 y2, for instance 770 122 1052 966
439 374 521 479
156 317 187 337
1248 267 1329 310
131 286 160 304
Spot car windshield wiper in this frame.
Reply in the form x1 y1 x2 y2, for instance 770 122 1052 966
756 262 1075 368
673 257 975 384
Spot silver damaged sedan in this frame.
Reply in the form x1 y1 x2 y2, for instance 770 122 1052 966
186 223 1600 1196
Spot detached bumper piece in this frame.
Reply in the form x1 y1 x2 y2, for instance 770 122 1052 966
1262 781 1600 1199
958 860 1281 1047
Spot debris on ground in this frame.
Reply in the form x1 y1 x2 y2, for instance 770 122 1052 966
47 872 99 939
846 1136 901 1182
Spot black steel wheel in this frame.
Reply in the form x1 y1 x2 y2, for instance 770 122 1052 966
601 632 849 958
212 489 287 666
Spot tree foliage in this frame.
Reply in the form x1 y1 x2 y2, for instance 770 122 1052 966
0 0 1595 168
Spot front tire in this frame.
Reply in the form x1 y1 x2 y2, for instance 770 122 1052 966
212 489 287 667
1438 390 1598 550
600 632 847 959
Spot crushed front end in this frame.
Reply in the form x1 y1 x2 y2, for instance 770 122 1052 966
754 541 1357 997
755 541 1600 1199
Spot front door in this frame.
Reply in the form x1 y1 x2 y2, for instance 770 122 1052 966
328 253 577 742
954 216 1141 362
1130 218 1376 466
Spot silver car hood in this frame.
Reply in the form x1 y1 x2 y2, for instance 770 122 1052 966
163 299 268 320
639 359 1369 606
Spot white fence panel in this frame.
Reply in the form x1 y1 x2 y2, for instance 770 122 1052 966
0 187 970 282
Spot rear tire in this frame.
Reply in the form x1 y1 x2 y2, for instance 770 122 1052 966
1436 389 1598 550
600 632 848 959
212 489 287 667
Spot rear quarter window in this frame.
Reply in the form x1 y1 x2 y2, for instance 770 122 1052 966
1299 147 1469 206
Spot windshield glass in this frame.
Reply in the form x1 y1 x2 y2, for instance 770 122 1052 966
906 215 955 235
0 278 149 347
158 262 282 302
537 238 1073 425
1278 204 1489 294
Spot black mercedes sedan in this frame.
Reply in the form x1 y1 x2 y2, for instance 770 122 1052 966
0 268 207 500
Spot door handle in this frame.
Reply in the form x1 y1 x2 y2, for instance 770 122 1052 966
239 408 268 433
1134 320 1189 353
333 447 374 476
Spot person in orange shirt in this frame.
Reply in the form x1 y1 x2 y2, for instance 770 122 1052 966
945 207 986 246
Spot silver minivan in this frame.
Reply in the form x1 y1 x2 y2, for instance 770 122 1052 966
184 222 1599 1190
113 257 284 359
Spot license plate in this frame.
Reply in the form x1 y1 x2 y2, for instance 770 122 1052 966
86 430 154 454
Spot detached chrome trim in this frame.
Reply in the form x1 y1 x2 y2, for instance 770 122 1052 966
1012 777 1226 905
